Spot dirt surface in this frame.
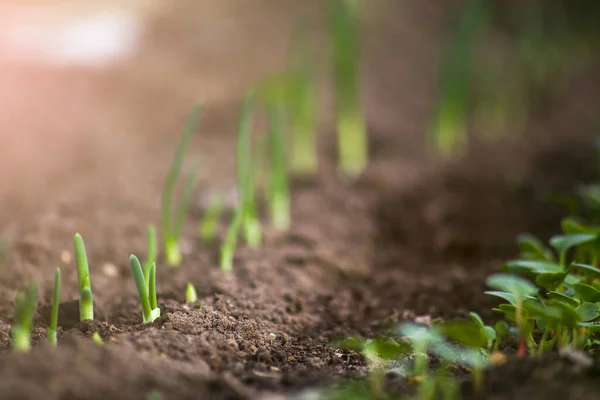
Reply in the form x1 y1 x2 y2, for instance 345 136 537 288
0 1 599 400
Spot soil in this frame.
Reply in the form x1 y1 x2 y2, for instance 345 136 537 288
0 2 599 400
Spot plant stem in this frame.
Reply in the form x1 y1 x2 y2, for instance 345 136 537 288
11 281 38 353
199 193 224 242
149 262 157 311
48 267 61 346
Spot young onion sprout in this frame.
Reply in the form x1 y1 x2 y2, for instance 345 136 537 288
161 104 202 266
327 0 368 179
47 267 61 346
143 224 157 288
428 0 491 156
11 281 38 352
287 22 318 177
185 283 198 304
237 91 262 248
130 255 160 323
74 233 93 321
198 192 224 242
266 97 291 231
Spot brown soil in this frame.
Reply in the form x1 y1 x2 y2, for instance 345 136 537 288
0 2 599 400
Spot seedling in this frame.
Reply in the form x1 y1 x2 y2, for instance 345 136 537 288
161 104 202 266
236 91 262 247
287 21 318 177
74 233 94 321
220 207 243 272
92 332 103 345
326 0 368 179
143 224 157 288
486 273 538 356
199 192 224 242
11 281 38 353
47 267 61 346
269 332 276 345
130 255 160 323
185 283 197 304
266 98 291 231
338 335 408 398
428 0 491 156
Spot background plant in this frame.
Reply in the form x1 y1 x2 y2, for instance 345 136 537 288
161 104 202 267
74 233 93 321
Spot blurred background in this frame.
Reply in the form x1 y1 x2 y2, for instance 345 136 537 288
0 0 598 227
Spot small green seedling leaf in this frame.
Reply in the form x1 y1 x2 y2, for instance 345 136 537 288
547 291 579 308
535 272 567 290
269 332 276 345
518 233 553 260
74 233 93 321
570 263 600 279
487 274 538 298
573 283 600 303
130 255 160 323
485 291 519 306
185 283 198 303
576 302 599 322
363 338 409 361
504 260 561 274
561 217 600 234
550 233 598 266
439 321 487 348
48 267 61 346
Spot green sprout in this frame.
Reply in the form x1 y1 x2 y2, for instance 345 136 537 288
220 206 243 273
199 192 224 242
92 332 103 345
11 281 38 353
428 0 491 156
266 98 291 231
47 267 61 346
130 255 160 323
327 0 368 179
287 21 318 178
269 332 276 345
337 335 408 399
236 91 262 248
74 233 94 321
185 283 197 304
161 104 202 266
143 224 157 287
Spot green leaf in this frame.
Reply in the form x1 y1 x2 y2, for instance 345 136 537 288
576 302 599 322
573 283 600 303
494 321 509 337
547 291 579 308
570 263 600 279
518 233 552 260
486 274 538 298
469 312 484 327
536 272 567 290
524 300 580 328
504 260 562 274
550 233 598 255
363 338 409 360
561 217 600 234
485 291 517 306
440 321 487 348
577 322 600 333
